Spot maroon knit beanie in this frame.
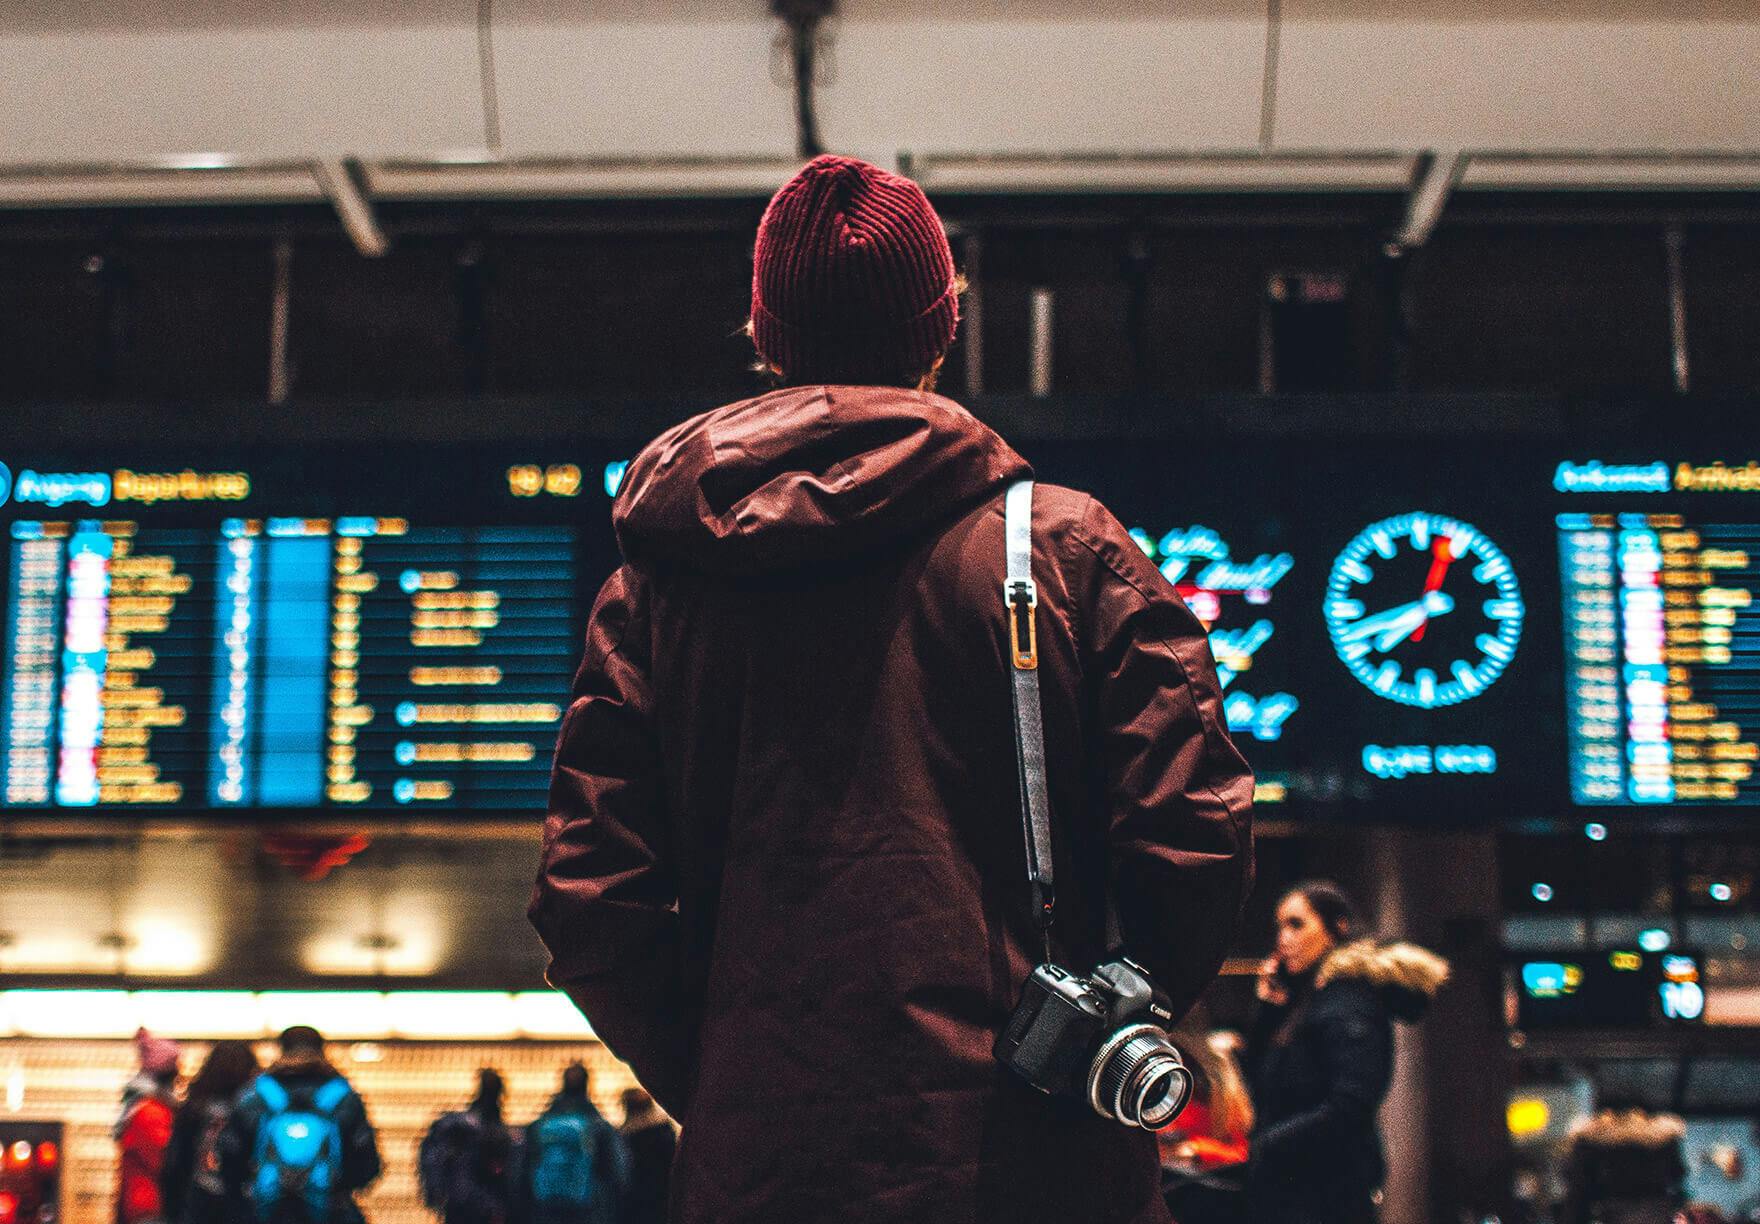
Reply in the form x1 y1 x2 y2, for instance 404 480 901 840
751 154 959 386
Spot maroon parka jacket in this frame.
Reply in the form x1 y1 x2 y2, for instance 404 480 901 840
530 385 1254 1224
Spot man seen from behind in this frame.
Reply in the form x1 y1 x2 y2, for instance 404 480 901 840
529 154 1254 1223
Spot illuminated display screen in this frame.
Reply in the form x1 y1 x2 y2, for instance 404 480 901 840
0 438 1752 822
1557 461 1760 807
0 453 604 812
1513 949 1703 1029
1024 438 1567 812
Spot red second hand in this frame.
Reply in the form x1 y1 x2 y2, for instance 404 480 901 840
1411 538 1456 643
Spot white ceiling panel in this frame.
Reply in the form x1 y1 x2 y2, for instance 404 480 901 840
820 14 1269 166
0 11 484 167
491 11 795 158
1275 9 1760 152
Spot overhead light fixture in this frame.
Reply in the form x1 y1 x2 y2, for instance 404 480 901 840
1461 153 1760 192
0 991 592 1041
363 157 799 201
906 152 1418 195
0 162 324 208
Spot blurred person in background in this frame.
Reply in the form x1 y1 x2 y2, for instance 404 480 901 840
529 152 1253 1224
1159 1028 1252 1224
1245 882 1449 1224
1559 1101 1687 1224
116 1029 181 1224
219 1026 381 1224
161 1040 260 1224
521 1063 626 1224
616 1089 674 1224
419 1070 518 1224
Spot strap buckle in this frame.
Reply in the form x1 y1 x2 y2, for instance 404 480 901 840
1006 578 1038 671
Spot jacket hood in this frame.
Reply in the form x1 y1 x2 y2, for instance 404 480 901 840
267 1050 343 1082
613 385 1029 575
1316 940 1450 1023
544 1090 603 1118
114 1073 172 1138
1568 1108 1687 1153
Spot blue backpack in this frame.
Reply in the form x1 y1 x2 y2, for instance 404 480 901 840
251 1075 351 1223
528 1111 599 1208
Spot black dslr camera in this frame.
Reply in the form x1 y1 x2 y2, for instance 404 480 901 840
994 958 1193 1131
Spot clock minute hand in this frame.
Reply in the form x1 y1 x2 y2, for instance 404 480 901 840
1372 590 1456 652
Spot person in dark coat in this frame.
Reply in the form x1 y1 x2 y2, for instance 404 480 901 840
1244 882 1449 1224
161 1040 260 1224
218 1026 382 1224
419 1070 517 1224
617 1089 674 1224
521 1064 627 1224
528 154 1255 1224
1559 1104 1688 1224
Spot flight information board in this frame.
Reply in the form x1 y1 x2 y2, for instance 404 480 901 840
1557 460 1760 807
0 454 604 813
2 436 1755 822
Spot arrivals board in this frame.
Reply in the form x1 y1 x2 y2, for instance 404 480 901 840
1555 460 1760 807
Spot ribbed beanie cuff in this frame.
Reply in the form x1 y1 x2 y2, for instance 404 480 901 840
752 155 959 385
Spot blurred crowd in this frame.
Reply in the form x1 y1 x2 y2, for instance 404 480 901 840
98 880 1739 1224
113 1027 672 1224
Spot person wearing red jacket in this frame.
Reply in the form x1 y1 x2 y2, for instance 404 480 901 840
115 1029 179 1224
529 154 1255 1224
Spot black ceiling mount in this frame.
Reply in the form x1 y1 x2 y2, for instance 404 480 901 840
771 0 837 159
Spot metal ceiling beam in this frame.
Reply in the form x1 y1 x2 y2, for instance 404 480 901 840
1392 148 1468 251
312 156 388 257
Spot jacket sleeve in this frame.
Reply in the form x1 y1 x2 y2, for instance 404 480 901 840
1243 997 1290 1086
527 566 696 1116
1075 497 1255 1019
1251 986 1393 1174
159 1106 197 1223
124 1100 175 1180
217 1095 256 1205
337 1090 383 1193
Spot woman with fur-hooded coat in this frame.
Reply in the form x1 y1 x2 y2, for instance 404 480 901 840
1560 1106 1687 1224
1245 883 1449 1224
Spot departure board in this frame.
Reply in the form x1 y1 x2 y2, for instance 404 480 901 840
0 453 605 813
1560 481 1760 806
3 432 1754 823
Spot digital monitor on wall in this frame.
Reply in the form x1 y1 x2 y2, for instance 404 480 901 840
0 450 620 813
1554 459 1760 808
3 431 1752 823
1029 438 1560 817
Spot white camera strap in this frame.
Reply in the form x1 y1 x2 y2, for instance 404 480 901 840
1004 478 1123 964
1004 479 1055 961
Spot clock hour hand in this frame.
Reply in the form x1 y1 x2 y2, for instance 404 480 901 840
1338 591 1455 649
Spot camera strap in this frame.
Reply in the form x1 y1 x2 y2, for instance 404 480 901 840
1004 479 1124 963
1004 480 1055 961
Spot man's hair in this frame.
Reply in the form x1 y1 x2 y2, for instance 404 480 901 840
278 1025 325 1055
473 1068 505 1121
561 1062 589 1096
745 273 967 392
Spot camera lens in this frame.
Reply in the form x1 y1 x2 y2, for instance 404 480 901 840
1131 1057 1190 1130
1086 1024 1194 1131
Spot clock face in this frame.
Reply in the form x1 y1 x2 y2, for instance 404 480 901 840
1324 511 1524 708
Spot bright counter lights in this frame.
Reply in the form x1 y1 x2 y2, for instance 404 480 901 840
0 990 592 1041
